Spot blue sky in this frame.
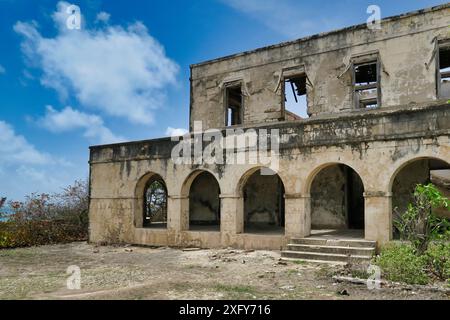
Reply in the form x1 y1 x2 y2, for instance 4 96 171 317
0 0 447 200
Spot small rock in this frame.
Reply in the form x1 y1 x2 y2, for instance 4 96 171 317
337 289 349 296
125 248 133 252
277 261 288 266
258 274 264 279
316 285 325 289
242 260 246 264
93 249 99 253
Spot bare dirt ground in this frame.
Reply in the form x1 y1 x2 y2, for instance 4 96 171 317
0 242 448 300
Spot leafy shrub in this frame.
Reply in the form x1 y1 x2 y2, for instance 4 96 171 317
394 184 450 255
374 243 429 285
425 242 450 281
0 180 88 248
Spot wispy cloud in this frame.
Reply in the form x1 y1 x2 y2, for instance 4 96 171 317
0 65 5 74
0 120 50 165
0 119 80 200
38 106 125 144
165 127 188 137
95 11 111 24
220 0 344 39
14 1 179 125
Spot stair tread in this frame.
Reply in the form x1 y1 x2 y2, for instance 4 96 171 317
291 237 376 244
287 244 375 251
281 250 372 259
280 257 347 265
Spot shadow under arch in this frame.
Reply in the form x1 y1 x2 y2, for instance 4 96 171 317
181 169 221 231
306 162 366 232
237 166 286 234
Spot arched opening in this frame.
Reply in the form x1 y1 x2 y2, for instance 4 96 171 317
391 157 450 238
143 176 168 228
243 168 285 234
189 171 221 231
310 164 365 236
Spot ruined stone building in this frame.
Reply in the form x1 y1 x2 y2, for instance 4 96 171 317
89 5 450 258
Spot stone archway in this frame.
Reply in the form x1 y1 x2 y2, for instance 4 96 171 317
240 168 285 234
307 163 365 237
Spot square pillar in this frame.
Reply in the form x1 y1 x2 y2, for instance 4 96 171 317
167 195 189 231
219 194 243 247
220 194 243 234
364 191 392 245
284 194 311 238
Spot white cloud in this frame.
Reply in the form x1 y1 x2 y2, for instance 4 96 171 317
0 65 5 74
0 120 50 165
165 127 188 137
14 2 179 125
0 120 83 201
220 0 342 39
39 106 125 144
95 11 111 24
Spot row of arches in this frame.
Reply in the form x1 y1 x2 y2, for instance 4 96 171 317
137 157 449 237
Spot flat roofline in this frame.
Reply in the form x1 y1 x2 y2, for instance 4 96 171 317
190 3 450 69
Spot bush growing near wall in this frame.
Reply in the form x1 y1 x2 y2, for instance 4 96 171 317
374 184 450 285
394 183 450 255
0 180 88 248
374 243 430 285
425 242 450 282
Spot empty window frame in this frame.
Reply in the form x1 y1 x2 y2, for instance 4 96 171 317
283 74 309 119
353 60 380 109
225 84 243 126
437 42 450 98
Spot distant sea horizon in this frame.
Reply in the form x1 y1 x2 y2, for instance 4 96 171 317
0 207 12 222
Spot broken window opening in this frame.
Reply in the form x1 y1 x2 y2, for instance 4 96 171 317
438 45 450 98
284 74 309 119
225 85 243 126
143 179 167 228
354 61 379 109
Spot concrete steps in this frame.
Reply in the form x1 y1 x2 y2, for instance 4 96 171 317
281 237 376 264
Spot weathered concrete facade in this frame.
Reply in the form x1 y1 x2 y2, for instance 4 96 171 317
89 5 450 250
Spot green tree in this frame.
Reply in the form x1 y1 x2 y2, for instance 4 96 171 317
394 184 450 255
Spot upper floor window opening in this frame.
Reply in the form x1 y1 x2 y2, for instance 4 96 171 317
438 42 450 99
225 84 243 126
284 74 309 119
353 60 379 109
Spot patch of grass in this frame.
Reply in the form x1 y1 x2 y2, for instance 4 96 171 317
285 269 298 275
292 260 307 265
314 265 334 279
215 284 256 294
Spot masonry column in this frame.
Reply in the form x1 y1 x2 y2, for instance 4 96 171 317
167 195 189 232
364 191 392 245
220 194 243 246
284 193 311 238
